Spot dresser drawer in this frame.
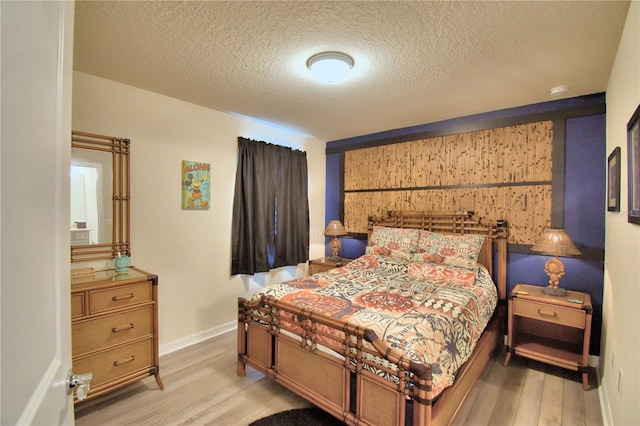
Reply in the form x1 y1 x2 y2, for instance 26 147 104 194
71 293 85 318
73 338 153 389
513 298 585 328
89 281 152 314
72 306 152 356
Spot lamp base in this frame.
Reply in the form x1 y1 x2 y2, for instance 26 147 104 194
542 286 567 297
542 257 567 297
329 237 342 263
327 256 342 263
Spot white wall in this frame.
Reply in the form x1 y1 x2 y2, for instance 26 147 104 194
72 72 326 351
601 2 640 425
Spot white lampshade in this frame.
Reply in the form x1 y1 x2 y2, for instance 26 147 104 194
307 52 354 84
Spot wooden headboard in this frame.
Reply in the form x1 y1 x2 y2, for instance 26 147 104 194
368 211 508 300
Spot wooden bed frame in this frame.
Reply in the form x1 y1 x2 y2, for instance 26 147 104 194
237 211 508 426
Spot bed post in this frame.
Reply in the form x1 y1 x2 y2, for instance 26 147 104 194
237 297 247 376
412 369 432 426
496 231 508 301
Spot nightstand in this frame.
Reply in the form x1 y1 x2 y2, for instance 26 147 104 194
308 257 352 275
504 283 592 390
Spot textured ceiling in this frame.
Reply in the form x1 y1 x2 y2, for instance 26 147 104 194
73 1 630 141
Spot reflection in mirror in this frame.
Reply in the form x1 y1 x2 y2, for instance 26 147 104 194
71 163 107 244
71 165 97 244
71 131 130 262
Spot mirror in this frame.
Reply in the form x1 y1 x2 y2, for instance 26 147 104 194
71 131 130 262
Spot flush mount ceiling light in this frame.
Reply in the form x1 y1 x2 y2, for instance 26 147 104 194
306 52 354 84
550 85 570 96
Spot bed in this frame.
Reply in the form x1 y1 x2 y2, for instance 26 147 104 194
237 211 508 426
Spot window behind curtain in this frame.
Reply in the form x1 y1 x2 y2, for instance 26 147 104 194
231 137 309 275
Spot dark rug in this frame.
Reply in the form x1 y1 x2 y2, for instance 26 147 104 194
249 407 347 426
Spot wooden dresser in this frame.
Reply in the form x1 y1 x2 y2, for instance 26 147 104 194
71 266 163 402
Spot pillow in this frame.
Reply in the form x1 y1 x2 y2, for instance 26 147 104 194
411 231 485 268
365 226 420 259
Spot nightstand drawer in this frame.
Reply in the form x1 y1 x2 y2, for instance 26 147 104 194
513 298 585 328
308 258 352 275
309 262 338 275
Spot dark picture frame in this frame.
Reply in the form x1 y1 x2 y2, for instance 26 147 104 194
628 104 640 224
608 147 621 212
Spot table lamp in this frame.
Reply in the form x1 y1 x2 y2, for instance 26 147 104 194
324 220 347 261
530 228 581 296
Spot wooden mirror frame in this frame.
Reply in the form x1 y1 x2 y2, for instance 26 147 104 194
71 131 131 262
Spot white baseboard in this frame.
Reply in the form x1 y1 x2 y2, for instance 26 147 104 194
159 321 237 357
597 367 614 426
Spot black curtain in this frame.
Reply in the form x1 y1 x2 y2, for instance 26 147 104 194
231 137 309 275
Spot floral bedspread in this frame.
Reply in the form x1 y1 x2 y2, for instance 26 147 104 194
251 254 497 397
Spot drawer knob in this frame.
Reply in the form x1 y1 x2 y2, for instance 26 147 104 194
537 309 557 317
113 355 135 366
112 293 134 301
112 323 134 333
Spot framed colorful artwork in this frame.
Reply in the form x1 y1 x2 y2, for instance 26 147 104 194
182 160 210 210
628 104 640 224
607 147 620 212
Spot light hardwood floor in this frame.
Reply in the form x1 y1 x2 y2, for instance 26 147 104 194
75 330 603 426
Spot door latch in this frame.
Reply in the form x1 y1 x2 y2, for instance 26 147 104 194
67 370 93 401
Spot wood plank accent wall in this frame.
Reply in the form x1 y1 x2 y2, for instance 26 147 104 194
343 121 554 244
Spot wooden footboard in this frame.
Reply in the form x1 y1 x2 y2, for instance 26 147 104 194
238 295 433 426
238 296 503 426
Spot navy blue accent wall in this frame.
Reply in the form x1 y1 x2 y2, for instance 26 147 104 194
324 94 606 355
325 154 342 222
564 114 605 354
